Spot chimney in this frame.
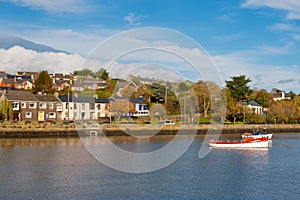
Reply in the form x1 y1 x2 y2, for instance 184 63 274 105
54 92 59 98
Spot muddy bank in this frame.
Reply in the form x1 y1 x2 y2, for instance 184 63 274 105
1 123 300 138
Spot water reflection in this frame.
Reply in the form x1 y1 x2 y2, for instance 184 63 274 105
0 137 82 147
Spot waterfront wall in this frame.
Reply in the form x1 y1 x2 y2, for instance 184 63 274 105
1 122 300 137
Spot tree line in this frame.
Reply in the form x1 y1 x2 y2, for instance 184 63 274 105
30 69 300 124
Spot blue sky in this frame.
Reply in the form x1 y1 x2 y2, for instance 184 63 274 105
1 0 300 92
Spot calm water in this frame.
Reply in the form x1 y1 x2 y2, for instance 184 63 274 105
0 133 299 199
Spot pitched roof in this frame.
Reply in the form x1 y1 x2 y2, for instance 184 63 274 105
58 96 109 103
248 100 262 107
34 94 61 102
3 90 37 101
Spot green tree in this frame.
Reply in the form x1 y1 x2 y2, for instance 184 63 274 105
33 71 54 94
225 74 252 101
0 100 13 120
148 83 166 103
73 68 94 77
252 89 270 108
178 82 190 92
225 89 244 123
94 68 109 80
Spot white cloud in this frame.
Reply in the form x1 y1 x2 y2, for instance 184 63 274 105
212 51 300 92
242 0 300 20
268 23 299 32
0 46 101 74
3 0 97 13
257 42 294 55
19 29 105 55
124 13 144 26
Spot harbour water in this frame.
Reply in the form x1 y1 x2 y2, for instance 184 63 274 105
0 133 299 199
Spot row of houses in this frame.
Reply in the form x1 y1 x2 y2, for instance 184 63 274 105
0 90 149 122
0 71 141 98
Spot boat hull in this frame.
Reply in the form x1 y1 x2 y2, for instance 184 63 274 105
209 140 269 148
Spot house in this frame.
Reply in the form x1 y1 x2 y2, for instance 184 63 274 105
109 96 149 117
273 91 291 101
34 93 63 121
1 75 34 90
16 71 39 80
116 80 138 97
0 90 39 121
50 73 72 81
72 76 99 92
53 80 71 91
59 95 110 121
131 97 149 116
247 100 263 115
0 78 14 90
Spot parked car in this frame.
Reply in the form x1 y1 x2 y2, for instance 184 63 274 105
162 120 175 125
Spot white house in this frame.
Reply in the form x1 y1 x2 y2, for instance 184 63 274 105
59 96 109 121
247 100 263 115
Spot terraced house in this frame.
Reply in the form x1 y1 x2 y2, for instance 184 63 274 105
59 96 110 122
0 90 62 122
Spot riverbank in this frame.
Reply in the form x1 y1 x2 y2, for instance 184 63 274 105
1 121 300 137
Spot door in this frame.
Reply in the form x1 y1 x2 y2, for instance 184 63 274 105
38 111 44 121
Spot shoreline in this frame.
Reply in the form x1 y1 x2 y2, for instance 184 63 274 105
1 123 300 138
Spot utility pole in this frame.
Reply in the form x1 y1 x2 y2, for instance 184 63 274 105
67 86 70 121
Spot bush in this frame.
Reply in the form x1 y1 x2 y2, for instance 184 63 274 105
51 121 57 125
288 118 298 124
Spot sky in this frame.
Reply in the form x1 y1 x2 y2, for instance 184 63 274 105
0 0 300 93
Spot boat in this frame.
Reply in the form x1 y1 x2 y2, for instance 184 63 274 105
209 137 269 148
242 129 273 140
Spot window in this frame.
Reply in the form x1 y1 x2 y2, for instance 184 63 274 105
56 104 62 111
90 112 95 119
39 103 46 109
74 112 77 118
49 103 54 109
81 112 85 119
82 103 85 110
25 112 32 119
89 103 95 110
21 102 26 108
65 103 69 109
97 104 101 110
74 103 77 109
48 112 56 119
12 102 19 110
29 103 36 108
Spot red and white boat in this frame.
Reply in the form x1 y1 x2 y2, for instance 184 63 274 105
209 137 269 148
242 130 273 140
